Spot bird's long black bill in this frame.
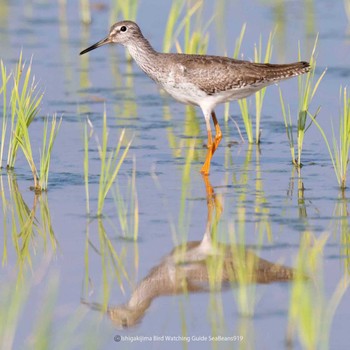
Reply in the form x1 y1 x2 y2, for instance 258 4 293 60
80 37 111 55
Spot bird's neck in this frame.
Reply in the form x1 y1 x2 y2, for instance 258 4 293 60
126 37 160 81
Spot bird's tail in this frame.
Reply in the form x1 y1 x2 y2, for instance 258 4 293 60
260 61 311 81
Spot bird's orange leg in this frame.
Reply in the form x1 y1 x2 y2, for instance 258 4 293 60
211 111 222 153
200 111 223 175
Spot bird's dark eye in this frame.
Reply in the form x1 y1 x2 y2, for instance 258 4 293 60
120 26 127 32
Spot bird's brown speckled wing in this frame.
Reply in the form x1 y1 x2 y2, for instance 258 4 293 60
172 54 310 95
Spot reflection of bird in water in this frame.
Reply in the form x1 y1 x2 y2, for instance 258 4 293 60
83 176 295 328
80 21 310 175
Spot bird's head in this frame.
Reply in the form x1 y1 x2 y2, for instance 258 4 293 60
80 20 142 55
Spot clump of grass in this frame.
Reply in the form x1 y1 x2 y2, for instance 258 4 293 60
38 116 62 191
6 53 43 170
17 115 61 193
310 86 350 190
96 109 132 217
0 54 59 192
237 31 274 144
14 104 38 190
296 36 325 166
280 36 326 167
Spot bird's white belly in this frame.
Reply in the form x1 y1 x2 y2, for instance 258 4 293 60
161 81 207 106
161 81 263 108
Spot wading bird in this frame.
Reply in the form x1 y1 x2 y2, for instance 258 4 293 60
80 21 310 175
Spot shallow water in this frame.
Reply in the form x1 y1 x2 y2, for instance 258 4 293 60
0 0 350 349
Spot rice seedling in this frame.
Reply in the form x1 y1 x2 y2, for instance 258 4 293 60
310 87 350 190
38 116 62 192
281 36 325 167
16 114 61 193
279 89 296 165
295 39 325 167
238 31 274 144
7 53 43 170
0 53 59 191
287 231 349 350
15 110 38 191
253 32 274 144
113 156 139 241
96 108 132 217
0 60 11 168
